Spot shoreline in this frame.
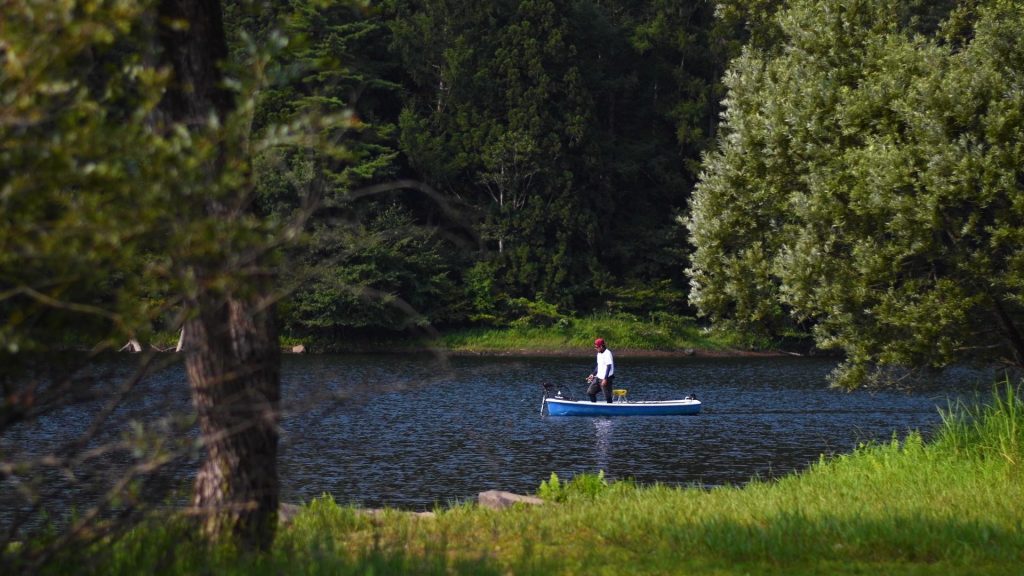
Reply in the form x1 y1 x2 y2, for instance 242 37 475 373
283 344 825 359
441 347 802 358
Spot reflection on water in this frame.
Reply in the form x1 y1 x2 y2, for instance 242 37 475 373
2 354 1000 521
593 418 613 472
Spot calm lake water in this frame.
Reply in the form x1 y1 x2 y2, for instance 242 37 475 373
0 353 999 522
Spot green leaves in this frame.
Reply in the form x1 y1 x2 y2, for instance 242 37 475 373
284 202 463 334
537 471 610 502
1 1 176 354
689 0 1024 386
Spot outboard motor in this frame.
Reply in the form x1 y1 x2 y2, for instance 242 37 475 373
542 382 573 401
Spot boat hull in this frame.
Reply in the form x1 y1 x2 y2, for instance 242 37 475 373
544 398 701 416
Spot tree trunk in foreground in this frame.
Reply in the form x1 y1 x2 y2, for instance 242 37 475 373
184 298 280 549
158 0 281 549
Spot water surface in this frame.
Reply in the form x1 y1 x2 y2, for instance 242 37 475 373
278 354 991 510
1 354 996 522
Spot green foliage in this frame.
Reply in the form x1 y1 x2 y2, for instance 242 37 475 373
688 0 1024 386
230 0 476 337
507 298 564 329
463 260 504 325
7 0 874 348
0 0 301 363
394 0 595 308
390 0 722 316
601 279 688 316
536 472 563 501
284 202 465 336
0 1 172 359
438 311 737 352
234 0 807 334
537 471 610 502
712 0 787 55
2 0 333 556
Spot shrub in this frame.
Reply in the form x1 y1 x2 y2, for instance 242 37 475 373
537 471 609 502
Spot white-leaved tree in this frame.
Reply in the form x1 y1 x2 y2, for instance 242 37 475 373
688 0 1024 387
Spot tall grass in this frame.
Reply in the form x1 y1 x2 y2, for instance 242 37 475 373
29 384 1024 575
935 381 1021 465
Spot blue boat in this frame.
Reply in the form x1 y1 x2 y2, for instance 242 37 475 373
540 383 702 416
544 397 701 416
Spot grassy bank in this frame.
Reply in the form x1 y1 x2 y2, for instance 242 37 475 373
146 313 788 355
293 313 785 355
26 385 1024 575
438 313 743 353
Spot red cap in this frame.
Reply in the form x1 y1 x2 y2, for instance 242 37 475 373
594 338 605 348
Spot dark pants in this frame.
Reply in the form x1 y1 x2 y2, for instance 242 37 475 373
587 376 614 403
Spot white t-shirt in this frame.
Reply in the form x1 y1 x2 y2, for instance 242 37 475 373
595 348 614 379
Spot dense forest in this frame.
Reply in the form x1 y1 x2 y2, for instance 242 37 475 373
217 0 1023 385
225 0 740 338
3 0 1024 563
3 0 1022 371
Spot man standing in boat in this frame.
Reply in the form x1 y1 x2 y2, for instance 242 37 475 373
586 338 615 403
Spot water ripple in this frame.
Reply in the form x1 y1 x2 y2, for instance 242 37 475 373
2 354 996 519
